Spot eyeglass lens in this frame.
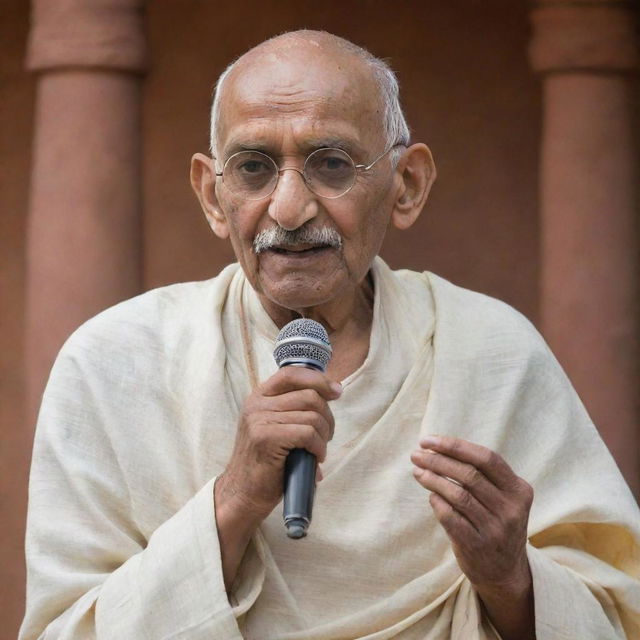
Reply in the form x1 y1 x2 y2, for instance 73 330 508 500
222 148 357 199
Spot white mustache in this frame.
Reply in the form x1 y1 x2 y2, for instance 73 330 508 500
253 226 342 254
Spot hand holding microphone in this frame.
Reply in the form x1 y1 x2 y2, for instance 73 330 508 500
216 320 338 542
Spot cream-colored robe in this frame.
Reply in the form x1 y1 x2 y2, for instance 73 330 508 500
20 258 640 639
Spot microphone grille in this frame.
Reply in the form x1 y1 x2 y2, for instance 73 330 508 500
274 318 332 370
277 318 330 344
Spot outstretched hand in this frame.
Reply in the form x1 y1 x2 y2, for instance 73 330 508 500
411 435 535 640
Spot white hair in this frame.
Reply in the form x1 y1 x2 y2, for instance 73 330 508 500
209 31 410 166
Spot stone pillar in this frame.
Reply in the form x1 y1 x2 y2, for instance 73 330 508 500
529 1 639 495
25 0 147 425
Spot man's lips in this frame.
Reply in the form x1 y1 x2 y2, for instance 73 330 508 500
267 244 333 255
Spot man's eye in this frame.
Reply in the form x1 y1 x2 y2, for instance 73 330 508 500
239 160 270 174
321 156 349 171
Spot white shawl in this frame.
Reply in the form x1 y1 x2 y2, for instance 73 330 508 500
20 258 640 639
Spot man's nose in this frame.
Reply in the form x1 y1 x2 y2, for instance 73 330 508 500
267 168 319 231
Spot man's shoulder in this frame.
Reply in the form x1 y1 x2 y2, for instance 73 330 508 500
424 271 548 362
385 262 537 335
59 263 240 359
426 272 534 327
383 261 547 360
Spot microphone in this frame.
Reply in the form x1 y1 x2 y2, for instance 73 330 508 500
273 318 332 539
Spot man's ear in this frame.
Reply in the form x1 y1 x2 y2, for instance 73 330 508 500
190 153 229 239
390 143 436 231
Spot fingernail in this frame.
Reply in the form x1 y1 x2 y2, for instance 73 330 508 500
412 466 423 477
420 435 441 448
331 382 343 395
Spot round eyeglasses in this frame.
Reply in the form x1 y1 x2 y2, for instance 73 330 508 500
215 144 404 200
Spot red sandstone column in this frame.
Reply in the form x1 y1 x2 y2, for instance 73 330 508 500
25 0 147 425
529 1 639 495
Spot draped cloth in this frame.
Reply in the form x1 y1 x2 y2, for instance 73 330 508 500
20 257 640 639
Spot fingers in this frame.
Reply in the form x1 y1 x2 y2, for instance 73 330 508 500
411 436 535 593
249 367 339 447
265 390 336 440
418 435 519 492
411 457 491 530
266 409 334 448
239 367 341 467
246 414 329 461
411 436 534 530
411 448 505 516
225 368 341 519
260 366 342 401
428 491 478 542
278 422 329 461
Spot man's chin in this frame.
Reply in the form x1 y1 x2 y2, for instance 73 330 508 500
245 247 346 310
257 272 345 314
261 283 337 314
257 246 339 278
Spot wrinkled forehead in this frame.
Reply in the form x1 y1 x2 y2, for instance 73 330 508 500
216 44 385 151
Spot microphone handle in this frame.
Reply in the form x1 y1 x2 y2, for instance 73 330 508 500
283 448 316 539
281 361 322 539
281 358 324 539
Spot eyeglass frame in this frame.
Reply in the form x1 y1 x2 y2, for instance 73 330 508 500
213 142 406 200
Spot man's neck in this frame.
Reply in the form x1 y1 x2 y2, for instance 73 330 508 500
258 272 375 381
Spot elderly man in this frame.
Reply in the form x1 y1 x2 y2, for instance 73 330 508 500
21 30 640 640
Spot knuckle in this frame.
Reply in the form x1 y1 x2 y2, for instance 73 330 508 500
295 424 317 448
417 468 434 485
453 484 471 507
325 415 336 437
308 429 326 459
301 387 321 408
460 491 474 511
504 509 522 530
484 448 499 468
439 504 456 524
250 418 270 441
241 408 260 431
521 480 534 506
300 422 316 440
326 407 335 426
315 417 331 442
462 465 482 488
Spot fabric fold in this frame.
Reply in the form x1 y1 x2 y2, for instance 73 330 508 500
20 259 640 639
97 477 243 639
527 544 624 639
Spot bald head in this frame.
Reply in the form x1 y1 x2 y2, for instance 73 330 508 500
190 30 436 316
209 31 410 161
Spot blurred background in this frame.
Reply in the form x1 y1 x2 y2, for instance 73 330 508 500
1 0 638 637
